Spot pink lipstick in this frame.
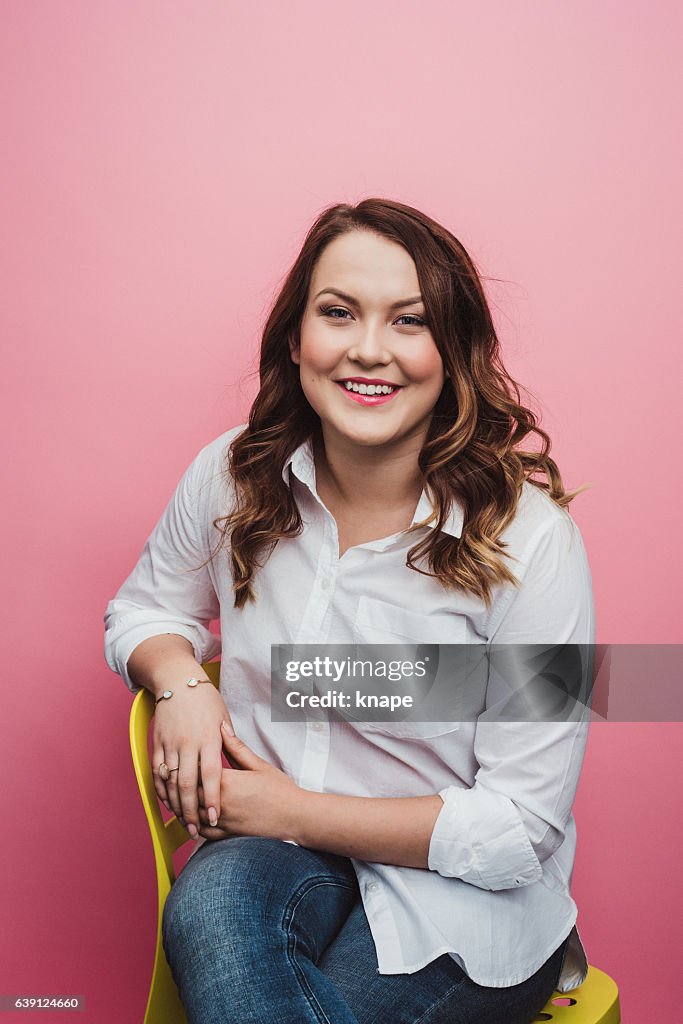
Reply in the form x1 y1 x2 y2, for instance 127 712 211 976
335 380 402 406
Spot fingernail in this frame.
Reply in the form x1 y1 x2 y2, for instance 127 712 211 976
208 806 217 826
221 719 235 737
187 823 198 838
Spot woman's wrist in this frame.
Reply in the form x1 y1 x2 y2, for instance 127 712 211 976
280 785 310 845
127 633 212 700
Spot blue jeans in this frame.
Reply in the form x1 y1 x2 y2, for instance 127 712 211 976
162 836 569 1024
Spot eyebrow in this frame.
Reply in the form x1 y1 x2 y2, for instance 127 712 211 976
313 288 423 311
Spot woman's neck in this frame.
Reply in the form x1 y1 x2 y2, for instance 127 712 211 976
312 428 425 516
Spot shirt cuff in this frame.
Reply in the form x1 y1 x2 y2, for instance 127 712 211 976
428 783 543 891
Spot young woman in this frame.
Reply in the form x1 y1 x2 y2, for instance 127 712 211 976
104 198 594 1024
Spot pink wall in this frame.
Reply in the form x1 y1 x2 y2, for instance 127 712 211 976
1 2 680 1020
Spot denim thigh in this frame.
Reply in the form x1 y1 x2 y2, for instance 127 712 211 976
162 836 362 1024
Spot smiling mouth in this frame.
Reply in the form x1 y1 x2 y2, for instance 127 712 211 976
337 378 401 394
335 380 402 405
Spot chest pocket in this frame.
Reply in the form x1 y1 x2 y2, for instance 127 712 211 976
349 597 467 739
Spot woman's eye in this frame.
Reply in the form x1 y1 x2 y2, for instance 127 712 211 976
319 305 350 319
395 314 426 326
318 305 426 326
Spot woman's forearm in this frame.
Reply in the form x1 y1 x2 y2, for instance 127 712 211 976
127 633 209 699
290 789 445 868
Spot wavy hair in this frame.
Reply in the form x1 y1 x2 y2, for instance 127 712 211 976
202 198 584 608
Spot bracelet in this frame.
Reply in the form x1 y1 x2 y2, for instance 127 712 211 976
155 677 213 705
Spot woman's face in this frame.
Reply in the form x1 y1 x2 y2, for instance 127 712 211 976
292 230 445 455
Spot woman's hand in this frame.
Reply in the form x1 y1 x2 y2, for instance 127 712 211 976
151 684 235 838
195 721 304 842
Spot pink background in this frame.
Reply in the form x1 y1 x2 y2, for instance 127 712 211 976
2 2 681 1021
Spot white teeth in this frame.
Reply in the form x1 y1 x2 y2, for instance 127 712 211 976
343 381 396 395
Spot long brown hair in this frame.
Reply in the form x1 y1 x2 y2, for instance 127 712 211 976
205 198 583 608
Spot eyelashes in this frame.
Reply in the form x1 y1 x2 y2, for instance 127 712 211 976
318 304 427 327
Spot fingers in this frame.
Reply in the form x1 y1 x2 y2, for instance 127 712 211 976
161 751 184 824
153 745 196 828
176 748 202 837
196 802 223 831
151 744 172 811
172 746 223 837
197 744 223 828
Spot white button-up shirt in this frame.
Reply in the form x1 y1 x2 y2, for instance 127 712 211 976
104 424 594 991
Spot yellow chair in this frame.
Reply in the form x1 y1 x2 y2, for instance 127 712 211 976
130 660 621 1024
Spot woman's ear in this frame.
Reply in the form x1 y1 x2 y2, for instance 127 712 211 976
288 335 300 365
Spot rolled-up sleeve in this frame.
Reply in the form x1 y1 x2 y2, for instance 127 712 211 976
428 514 595 890
103 447 223 694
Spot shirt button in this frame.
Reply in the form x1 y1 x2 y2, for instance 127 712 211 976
367 882 380 892
320 577 330 591
310 722 325 732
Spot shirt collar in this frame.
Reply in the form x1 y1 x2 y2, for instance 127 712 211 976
281 435 463 539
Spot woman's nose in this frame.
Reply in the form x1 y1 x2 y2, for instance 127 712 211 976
347 324 391 366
